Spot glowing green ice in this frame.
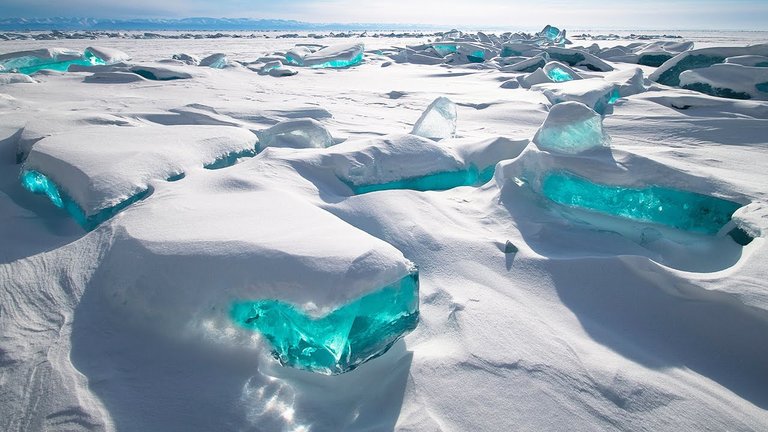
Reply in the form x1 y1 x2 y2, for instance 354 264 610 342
607 89 620 105
309 52 364 69
231 270 419 375
433 44 458 57
203 148 258 170
347 165 495 194
547 67 574 82
467 50 485 63
1 49 106 75
542 171 742 235
542 26 561 41
20 170 149 231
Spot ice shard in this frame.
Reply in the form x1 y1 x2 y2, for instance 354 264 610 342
231 269 419 375
411 97 457 140
542 171 743 235
533 102 609 155
256 118 334 150
199 53 229 69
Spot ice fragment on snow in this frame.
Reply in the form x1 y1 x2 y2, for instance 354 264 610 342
411 97 457 140
199 53 228 68
533 101 609 155
256 118 334 150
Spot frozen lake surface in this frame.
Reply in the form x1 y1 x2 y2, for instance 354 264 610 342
1 29 767 431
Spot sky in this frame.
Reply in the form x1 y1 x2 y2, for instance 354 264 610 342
2 0 767 30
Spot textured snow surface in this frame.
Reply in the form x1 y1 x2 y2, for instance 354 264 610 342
1 32 768 432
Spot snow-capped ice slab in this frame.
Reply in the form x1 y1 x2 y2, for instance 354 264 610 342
650 44 768 86
533 80 619 115
545 47 613 72
679 63 768 100
256 118 334 150
542 171 743 235
0 47 128 75
21 125 257 227
102 182 417 374
533 102 609 155
299 43 364 68
603 67 646 98
411 97 457 140
129 64 193 80
232 269 418 375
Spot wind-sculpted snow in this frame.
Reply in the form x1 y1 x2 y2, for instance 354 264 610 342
284 43 365 68
533 102 609 154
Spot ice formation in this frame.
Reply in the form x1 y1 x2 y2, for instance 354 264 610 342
171 53 200 65
679 63 768 100
21 125 257 225
256 118 334 150
650 44 768 86
97 181 418 373
542 171 743 235
534 79 620 114
0 47 128 75
231 269 419 375
543 61 582 82
725 55 768 67
258 60 298 77
411 97 457 140
348 165 494 194
533 101 609 154
603 67 647 97
545 47 613 72
129 65 193 80
286 43 365 68
199 53 228 68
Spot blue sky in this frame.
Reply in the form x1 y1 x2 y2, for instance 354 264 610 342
3 0 767 30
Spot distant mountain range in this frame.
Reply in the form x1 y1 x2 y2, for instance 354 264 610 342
0 17 430 31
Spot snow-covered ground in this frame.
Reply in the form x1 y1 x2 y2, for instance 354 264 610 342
1 31 768 431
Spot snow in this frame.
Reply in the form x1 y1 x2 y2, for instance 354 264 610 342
1 29 768 432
